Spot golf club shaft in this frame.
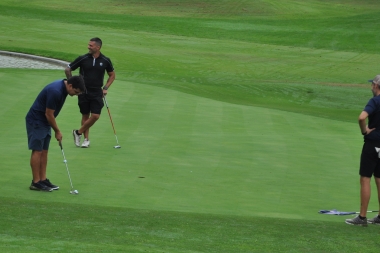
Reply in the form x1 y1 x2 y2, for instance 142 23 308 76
355 210 378 214
59 142 74 190
103 96 120 146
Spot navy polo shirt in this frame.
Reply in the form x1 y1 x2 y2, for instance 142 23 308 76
68 53 114 90
364 95 380 141
26 80 68 127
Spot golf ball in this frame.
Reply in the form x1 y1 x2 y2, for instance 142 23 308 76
63 160 67 163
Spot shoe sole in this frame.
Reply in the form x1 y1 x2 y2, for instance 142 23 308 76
345 221 368 226
29 186 53 192
368 222 380 225
81 145 90 148
41 181 59 190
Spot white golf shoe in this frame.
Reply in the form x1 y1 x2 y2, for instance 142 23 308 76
72 130 81 147
81 138 90 148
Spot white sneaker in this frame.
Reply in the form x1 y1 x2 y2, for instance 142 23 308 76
81 138 90 148
72 130 81 147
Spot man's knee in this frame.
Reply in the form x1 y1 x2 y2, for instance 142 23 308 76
91 114 100 121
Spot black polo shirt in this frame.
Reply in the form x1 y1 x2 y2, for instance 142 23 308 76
68 53 114 89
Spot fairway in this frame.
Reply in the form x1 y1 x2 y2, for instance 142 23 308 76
1 0 380 252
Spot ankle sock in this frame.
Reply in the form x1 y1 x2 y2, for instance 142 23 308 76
76 130 82 135
359 215 366 220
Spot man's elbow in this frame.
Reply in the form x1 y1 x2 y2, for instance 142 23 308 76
64 67 71 75
358 111 368 122
358 116 366 123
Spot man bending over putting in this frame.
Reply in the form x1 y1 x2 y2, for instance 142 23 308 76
26 76 85 192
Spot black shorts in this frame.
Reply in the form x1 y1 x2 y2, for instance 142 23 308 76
78 90 104 115
360 140 380 178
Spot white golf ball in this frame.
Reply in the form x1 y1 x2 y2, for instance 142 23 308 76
63 160 67 163
74 190 79 194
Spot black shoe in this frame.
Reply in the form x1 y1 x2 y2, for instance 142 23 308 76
29 181 53 192
41 178 59 190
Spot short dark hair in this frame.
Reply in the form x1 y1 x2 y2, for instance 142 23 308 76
90 37 102 48
67 75 86 92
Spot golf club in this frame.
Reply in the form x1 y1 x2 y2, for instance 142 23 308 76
103 96 121 148
59 142 79 194
319 209 378 215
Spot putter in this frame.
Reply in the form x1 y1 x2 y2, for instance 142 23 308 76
103 96 121 148
59 142 79 194
319 209 378 215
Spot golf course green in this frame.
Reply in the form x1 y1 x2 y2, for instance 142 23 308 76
1 0 380 252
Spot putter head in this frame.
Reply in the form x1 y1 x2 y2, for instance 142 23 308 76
70 190 79 194
114 145 121 149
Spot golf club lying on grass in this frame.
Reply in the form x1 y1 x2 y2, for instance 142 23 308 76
59 142 79 195
103 96 121 149
319 209 378 215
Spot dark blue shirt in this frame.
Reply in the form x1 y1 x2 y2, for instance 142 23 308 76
26 80 68 126
364 95 380 141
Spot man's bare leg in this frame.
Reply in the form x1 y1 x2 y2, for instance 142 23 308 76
375 177 380 217
81 114 90 140
39 150 48 181
78 113 100 136
360 176 371 217
30 150 42 183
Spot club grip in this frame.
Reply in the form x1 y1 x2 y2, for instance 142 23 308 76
103 96 109 108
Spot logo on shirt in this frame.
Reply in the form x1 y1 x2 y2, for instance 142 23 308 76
100 62 103 66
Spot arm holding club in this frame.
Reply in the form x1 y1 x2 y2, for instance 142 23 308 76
46 108 62 142
102 71 115 97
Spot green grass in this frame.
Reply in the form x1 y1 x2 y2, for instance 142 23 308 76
2 197 380 253
1 0 380 252
1 0 379 122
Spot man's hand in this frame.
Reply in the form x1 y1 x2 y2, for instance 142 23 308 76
55 131 62 142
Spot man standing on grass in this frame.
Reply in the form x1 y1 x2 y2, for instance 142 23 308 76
65 37 116 148
26 76 85 192
345 75 380 226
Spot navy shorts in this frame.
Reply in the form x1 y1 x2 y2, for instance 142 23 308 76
360 140 380 178
26 120 51 151
78 90 104 115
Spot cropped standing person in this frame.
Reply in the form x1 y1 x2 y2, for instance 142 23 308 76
345 75 380 226
26 76 85 192
65 37 116 148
